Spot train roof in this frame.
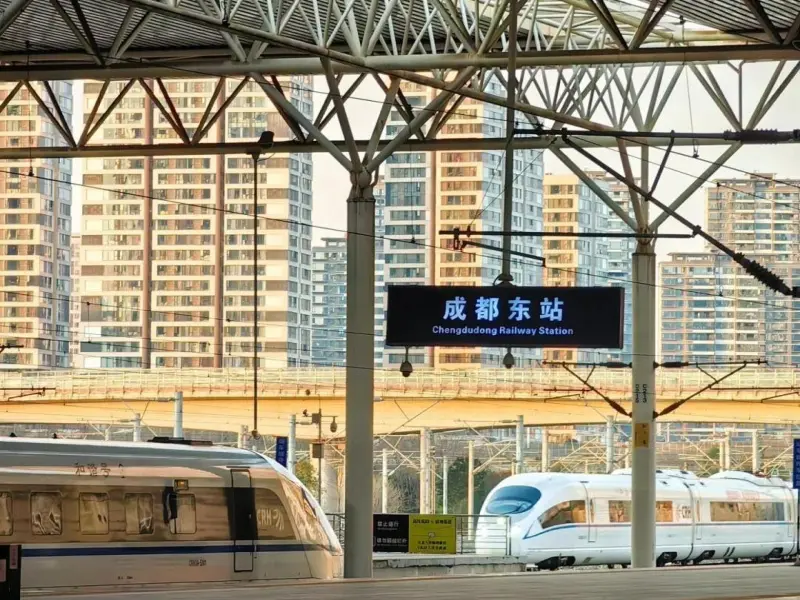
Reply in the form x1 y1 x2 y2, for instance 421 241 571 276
493 469 792 490
0 436 272 469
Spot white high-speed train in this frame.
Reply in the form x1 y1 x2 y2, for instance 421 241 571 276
476 469 798 569
0 436 342 589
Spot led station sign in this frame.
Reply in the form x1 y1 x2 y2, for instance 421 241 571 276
385 285 624 349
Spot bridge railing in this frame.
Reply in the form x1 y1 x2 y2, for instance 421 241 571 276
325 513 511 556
3 366 800 400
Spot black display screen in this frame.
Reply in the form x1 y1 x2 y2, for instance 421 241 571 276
385 285 623 349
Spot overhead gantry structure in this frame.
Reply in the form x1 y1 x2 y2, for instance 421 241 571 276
2 0 800 578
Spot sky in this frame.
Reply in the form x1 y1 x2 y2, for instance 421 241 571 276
69 62 800 266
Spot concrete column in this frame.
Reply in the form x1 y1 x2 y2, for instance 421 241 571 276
515 415 524 474
752 430 761 473
288 414 297 474
605 416 615 473
719 437 726 471
381 448 389 513
237 425 247 449
631 246 656 569
104 426 111 442
343 171 375 579
541 428 549 472
132 414 141 442
173 391 184 438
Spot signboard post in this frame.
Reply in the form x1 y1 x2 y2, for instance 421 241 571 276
372 514 457 554
373 514 409 553
386 285 624 349
408 515 456 554
274 436 288 468
794 439 800 490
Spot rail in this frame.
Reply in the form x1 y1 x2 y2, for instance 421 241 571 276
325 513 511 556
2 366 800 402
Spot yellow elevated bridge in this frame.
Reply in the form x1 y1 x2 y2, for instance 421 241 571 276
0 367 800 439
1 367 799 438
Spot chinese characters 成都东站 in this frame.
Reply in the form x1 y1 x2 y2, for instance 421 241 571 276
442 296 563 322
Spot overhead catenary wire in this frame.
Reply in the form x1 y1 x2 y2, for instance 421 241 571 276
3 160 800 330
4 52 800 370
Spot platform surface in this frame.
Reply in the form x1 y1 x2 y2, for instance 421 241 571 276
25 563 800 600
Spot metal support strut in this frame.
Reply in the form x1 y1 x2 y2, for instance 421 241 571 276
343 170 375 579
631 244 657 568
499 0 518 284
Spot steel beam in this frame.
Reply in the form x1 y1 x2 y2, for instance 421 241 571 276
2 45 797 82
0 134 761 161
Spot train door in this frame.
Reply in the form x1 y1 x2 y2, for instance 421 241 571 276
693 497 703 543
680 482 697 559
782 489 794 543
580 483 597 543
230 469 256 573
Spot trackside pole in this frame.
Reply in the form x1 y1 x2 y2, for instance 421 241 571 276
631 245 656 568
173 391 184 438
288 414 297 474
515 415 524 474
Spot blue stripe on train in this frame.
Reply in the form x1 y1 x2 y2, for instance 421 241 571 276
23 543 336 558
522 521 794 540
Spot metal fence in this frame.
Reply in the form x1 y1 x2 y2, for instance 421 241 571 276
325 513 510 556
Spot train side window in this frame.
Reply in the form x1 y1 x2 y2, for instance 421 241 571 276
609 500 630 523
125 494 154 535
711 501 784 522
168 494 196 535
31 492 62 536
255 488 294 540
0 492 12 535
538 500 586 530
79 493 110 534
656 501 674 523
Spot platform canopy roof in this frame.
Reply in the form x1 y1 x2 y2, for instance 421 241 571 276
0 0 799 81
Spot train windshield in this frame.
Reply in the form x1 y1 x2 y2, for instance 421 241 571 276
485 485 542 515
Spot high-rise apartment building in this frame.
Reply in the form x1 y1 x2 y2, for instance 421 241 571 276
660 174 800 364
660 252 800 364
0 82 73 368
310 179 386 366
585 170 636 363
707 173 800 261
382 78 544 369
78 78 313 369
541 173 610 363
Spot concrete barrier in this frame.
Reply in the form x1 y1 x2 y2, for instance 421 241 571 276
372 555 527 578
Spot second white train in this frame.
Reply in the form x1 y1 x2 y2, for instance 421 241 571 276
476 468 798 569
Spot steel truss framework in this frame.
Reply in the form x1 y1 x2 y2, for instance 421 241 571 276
3 0 800 579
0 0 799 163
